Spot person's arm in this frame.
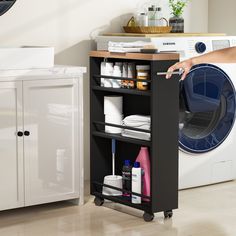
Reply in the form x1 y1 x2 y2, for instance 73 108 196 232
166 46 236 80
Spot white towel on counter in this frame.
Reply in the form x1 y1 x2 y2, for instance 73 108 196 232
108 41 154 53
108 41 152 48
108 47 142 53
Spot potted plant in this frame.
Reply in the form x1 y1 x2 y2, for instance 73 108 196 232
169 0 190 33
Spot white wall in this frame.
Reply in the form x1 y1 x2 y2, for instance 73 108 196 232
0 0 208 180
208 0 236 35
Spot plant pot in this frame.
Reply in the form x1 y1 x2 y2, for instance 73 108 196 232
169 16 184 33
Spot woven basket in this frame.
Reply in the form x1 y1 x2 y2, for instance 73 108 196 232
124 17 172 34
123 26 172 34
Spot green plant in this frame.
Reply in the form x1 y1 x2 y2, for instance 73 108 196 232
169 0 190 17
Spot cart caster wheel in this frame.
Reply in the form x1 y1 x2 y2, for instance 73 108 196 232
164 210 173 219
94 197 104 206
143 212 154 222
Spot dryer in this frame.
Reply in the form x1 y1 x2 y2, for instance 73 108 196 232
96 35 236 189
179 63 236 189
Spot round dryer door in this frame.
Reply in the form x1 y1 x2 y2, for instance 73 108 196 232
179 63 236 153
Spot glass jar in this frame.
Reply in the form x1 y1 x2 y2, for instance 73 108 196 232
148 5 158 26
136 65 150 91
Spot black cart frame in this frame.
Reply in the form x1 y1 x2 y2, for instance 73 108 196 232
90 51 179 221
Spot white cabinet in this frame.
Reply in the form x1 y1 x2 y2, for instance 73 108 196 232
0 82 24 210
0 67 85 211
23 79 80 206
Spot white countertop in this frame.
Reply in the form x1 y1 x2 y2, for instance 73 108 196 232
0 65 87 81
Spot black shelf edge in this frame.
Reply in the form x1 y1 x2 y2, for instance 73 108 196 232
92 86 151 96
92 131 151 146
93 191 151 212
93 74 152 83
93 181 151 200
93 121 151 133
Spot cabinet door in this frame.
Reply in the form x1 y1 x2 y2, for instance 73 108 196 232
0 82 24 210
23 79 80 206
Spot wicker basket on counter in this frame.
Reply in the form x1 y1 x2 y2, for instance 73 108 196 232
123 17 172 34
123 26 172 34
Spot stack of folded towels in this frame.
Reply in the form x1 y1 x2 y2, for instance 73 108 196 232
121 115 151 141
108 41 154 53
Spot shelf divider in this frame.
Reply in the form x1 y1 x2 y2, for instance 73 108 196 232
93 121 151 133
92 131 151 146
93 74 152 83
92 85 151 96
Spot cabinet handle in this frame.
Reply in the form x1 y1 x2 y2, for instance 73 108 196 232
24 131 30 136
17 131 23 137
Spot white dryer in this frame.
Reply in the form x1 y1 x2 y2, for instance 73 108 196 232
179 63 236 189
96 35 236 189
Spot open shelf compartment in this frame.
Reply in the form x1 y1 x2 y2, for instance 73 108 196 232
92 181 151 212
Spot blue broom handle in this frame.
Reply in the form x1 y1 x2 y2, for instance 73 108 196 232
112 139 116 154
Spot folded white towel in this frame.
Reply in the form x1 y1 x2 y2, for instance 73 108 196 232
108 41 152 48
108 47 142 53
123 115 150 124
123 122 150 129
123 121 150 127
122 129 151 141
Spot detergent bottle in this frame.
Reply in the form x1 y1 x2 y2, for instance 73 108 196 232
135 147 150 201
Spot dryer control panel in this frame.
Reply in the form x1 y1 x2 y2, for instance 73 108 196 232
212 40 231 51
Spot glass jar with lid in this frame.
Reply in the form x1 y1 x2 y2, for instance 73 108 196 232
148 5 159 26
136 65 150 91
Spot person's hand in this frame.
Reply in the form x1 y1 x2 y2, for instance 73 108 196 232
166 59 194 80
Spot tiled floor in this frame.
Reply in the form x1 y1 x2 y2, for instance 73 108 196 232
0 181 236 236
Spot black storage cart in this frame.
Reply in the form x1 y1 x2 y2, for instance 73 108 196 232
90 51 179 222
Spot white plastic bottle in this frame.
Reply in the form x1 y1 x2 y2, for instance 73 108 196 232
138 13 148 26
132 162 142 204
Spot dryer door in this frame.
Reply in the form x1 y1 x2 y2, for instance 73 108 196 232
179 64 236 153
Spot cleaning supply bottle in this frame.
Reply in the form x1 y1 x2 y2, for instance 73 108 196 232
132 162 142 204
122 160 132 197
136 147 150 201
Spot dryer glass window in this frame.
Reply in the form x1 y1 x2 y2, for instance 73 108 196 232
179 64 236 153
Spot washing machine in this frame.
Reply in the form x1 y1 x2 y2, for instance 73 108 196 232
96 35 236 189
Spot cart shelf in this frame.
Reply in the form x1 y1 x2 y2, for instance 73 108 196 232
93 192 151 212
92 85 151 96
93 74 152 83
92 181 151 212
92 131 151 146
93 121 151 133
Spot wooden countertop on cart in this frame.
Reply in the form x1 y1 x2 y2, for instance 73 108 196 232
89 51 179 61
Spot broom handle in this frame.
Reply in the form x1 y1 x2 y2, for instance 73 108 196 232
112 139 116 176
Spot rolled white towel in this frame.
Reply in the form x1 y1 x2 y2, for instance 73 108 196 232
123 115 150 122
123 115 151 126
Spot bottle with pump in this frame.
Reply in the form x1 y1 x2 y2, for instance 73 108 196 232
132 162 142 204
122 160 132 197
